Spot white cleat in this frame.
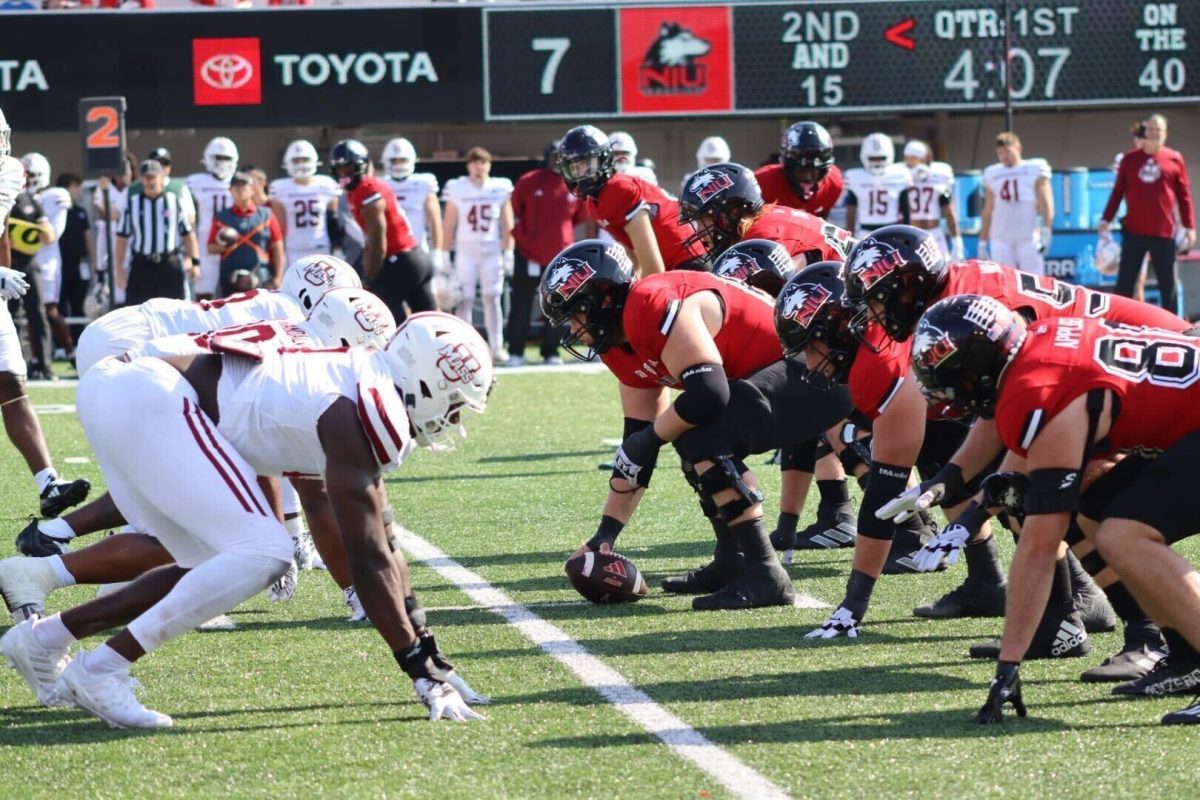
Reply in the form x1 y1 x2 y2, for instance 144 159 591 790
1 619 70 707
292 531 326 571
56 654 173 729
0 556 61 622
344 586 367 622
198 614 237 631
267 560 298 602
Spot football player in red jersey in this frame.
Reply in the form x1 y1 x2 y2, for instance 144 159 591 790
754 121 844 219
910 295 1200 725
558 126 706 276
539 239 852 611
331 139 435 324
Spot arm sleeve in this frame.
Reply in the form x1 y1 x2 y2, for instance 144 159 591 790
1102 158 1128 223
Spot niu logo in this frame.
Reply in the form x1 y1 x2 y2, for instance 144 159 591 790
640 22 710 95
193 38 262 107
603 560 628 579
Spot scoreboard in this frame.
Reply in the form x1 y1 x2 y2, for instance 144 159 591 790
484 1 1199 119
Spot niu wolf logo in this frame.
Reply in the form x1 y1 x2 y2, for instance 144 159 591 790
640 22 710 95
545 258 595 306
779 282 832 330
913 325 957 371
848 239 904 291
689 170 733 203
715 253 762 284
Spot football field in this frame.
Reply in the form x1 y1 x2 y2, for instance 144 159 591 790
1 367 1195 798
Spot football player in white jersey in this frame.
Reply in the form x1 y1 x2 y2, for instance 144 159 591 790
902 140 964 261
679 135 732 198
844 133 912 239
269 140 341 265
441 146 514 361
21 153 75 362
381 137 444 261
608 131 659 186
979 131 1054 274
0 109 92 522
0 312 492 727
186 137 239 299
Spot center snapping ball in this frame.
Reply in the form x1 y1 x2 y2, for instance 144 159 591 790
564 550 648 604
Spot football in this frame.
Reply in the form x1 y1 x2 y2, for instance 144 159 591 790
564 550 648 604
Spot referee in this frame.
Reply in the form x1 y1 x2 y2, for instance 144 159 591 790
115 159 199 305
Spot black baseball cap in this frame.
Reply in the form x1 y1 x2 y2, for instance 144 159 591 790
147 147 171 166
139 159 164 176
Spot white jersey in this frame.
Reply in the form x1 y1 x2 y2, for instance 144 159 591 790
31 186 70 272
139 289 304 340
0 156 23 224
622 164 659 187
907 162 955 224
383 172 439 249
442 176 512 247
844 164 912 230
983 158 1051 243
132 318 320 362
186 171 233 291
269 175 341 254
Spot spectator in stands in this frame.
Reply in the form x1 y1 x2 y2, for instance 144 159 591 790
209 171 284 295
1101 113 1195 312
508 139 583 366
55 173 92 344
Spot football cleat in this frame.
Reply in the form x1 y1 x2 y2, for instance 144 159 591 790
691 564 794 611
292 531 326 571
56 654 172 729
267 560 298 602
913 578 1006 619
1081 642 1167 683
970 605 1090 660
39 478 90 518
1073 576 1117 633
198 615 237 631
1 619 70 707
661 559 740 595
792 505 857 550
0 555 61 622
1112 657 1200 697
344 586 368 622
14 518 72 557
1161 694 1200 725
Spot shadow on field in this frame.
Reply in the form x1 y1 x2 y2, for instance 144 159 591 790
477 449 610 464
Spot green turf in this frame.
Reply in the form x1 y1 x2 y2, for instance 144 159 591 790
1 370 1196 798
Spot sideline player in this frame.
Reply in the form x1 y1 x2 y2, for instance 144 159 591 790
680 136 732 198
540 240 852 610
755 121 843 219
269 140 341 265
608 132 658 185
844 133 912 240
381 137 443 261
979 131 1054 275
20 153 75 363
903 140 964 261
186 137 240 299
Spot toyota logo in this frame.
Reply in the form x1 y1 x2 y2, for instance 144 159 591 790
201 54 254 90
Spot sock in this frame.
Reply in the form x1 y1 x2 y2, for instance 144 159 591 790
47 555 76 587
1050 557 1073 607
1065 551 1096 597
774 512 799 539
963 535 1006 587
1103 580 1147 626
817 479 850 507
82 643 133 676
31 613 76 650
729 517 773 565
710 518 741 569
843 569 876 618
1163 628 1200 666
284 516 305 537
39 518 75 541
34 468 58 495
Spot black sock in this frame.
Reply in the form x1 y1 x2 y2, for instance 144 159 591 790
1065 550 1097 597
843 569 876 618
817 479 850 507
775 512 800 538
1163 628 1200 666
964 535 1006 587
729 517 773 565
711 517 741 567
1050 556 1073 607
1103 580 1147 626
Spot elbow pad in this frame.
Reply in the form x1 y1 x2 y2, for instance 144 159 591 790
673 363 729 427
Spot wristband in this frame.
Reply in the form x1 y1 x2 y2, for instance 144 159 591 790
586 515 624 551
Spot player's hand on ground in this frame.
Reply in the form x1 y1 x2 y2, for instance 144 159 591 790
421 630 491 705
568 542 611 561
805 606 861 639
0 267 29 300
976 662 1026 724
413 678 485 722
914 523 971 571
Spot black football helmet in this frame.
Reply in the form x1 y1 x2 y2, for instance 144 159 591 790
539 239 635 361
678 163 764 260
842 224 948 342
781 121 835 200
712 239 796 298
558 126 613 198
910 294 1027 420
330 139 371 189
774 263 859 385
544 139 562 171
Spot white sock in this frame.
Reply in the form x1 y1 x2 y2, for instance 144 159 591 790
47 555 76 587
34 468 57 495
31 613 76 650
82 643 132 676
39 518 76 541
280 478 302 517
284 516 305 537
482 295 503 353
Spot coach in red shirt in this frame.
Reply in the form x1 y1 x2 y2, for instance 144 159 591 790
507 141 585 365
1100 113 1196 311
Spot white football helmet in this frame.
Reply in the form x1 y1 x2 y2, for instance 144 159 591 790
283 140 319 179
281 254 363 312
860 133 895 175
306 287 397 350
609 131 637 171
431 265 463 313
384 312 493 452
20 153 50 192
1095 237 1121 275
0 106 10 159
695 136 731 168
381 137 417 180
203 136 239 181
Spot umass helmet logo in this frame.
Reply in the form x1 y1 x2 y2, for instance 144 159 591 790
715 253 762 284
640 22 711 95
849 239 904 290
689 170 734 203
436 341 482 383
545 258 596 305
779 282 832 330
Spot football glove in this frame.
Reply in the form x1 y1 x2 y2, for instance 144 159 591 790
502 249 515 278
0 267 30 300
1038 225 1052 255
980 471 1029 519
412 678 485 722
913 523 971 571
612 426 665 488
951 235 965 262
875 465 966 523
977 240 990 260
975 661 1026 724
805 606 861 639
421 630 491 705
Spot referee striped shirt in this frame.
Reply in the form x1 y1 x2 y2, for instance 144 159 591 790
117 187 192 257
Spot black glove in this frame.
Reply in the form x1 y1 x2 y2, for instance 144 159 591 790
975 661 1026 724
395 640 451 684
980 471 1030 520
613 426 665 488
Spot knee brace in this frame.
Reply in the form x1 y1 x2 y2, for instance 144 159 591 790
838 437 872 476
696 455 764 523
813 435 833 461
680 461 719 518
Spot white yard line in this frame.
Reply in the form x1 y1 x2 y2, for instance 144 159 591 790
395 527 794 800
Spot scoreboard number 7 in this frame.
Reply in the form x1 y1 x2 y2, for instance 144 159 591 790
532 37 571 95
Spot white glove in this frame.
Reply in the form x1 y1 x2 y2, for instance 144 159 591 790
436 250 452 273
976 239 989 260
429 249 443 270
875 474 953 523
805 606 861 639
913 523 971 571
1039 225 1052 254
445 670 492 705
413 678 485 722
951 235 965 262
502 249 515 278
0 267 30 300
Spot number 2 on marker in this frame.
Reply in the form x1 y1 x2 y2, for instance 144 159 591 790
86 106 120 149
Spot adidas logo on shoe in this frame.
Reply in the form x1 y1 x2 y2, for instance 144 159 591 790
1052 619 1087 657
807 527 855 549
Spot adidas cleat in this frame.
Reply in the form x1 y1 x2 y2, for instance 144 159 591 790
39 479 91 518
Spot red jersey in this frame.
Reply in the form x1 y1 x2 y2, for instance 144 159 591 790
754 164 844 219
347 177 416 256
585 173 704 270
600 271 780 389
996 317 1200 457
847 323 924 421
1102 146 1194 239
741 205 854 265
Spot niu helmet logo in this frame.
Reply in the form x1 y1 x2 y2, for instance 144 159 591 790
914 326 957 370
716 254 762 284
689 170 733 203
640 22 710 95
436 341 481 384
849 240 904 290
779 282 832 330
545 258 595 306
201 54 254 90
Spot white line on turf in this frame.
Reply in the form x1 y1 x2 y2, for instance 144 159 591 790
395 527 793 800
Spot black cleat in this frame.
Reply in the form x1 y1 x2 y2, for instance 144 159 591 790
970 605 1090 660
793 504 857 550
1081 642 1167 683
14 518 72 558
913 578 1006 619
1113 658 1200 697
769 528 795 553
39 478 90 518
692 565 794 611
1161 694 1200 725
661 559 740 595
